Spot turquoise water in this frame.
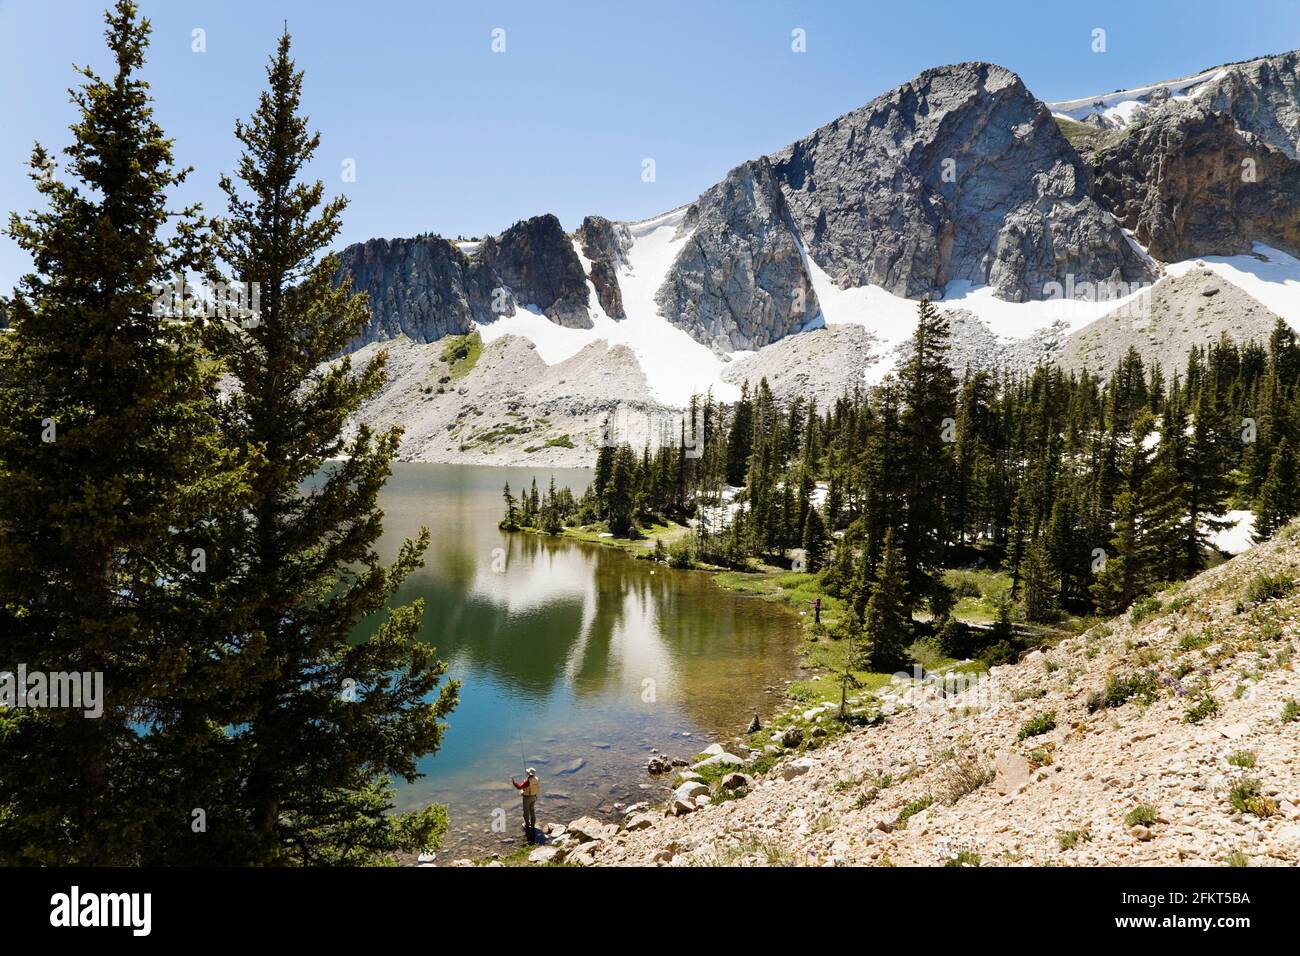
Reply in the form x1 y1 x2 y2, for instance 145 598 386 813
363 463 800 859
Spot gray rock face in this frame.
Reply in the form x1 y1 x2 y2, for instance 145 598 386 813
656 157 819 352
768 62 1154 301
336 235 503 349
1051 52 1300 155
1194 52 1300 159
477 214 592 329
577 215 630 319
1089 105 1300 261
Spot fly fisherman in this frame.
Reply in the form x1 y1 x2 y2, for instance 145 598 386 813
511 768 540 836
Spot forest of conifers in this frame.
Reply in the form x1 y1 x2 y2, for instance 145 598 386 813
505 300 1300 664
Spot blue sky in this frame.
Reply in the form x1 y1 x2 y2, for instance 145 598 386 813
2 0 1298 290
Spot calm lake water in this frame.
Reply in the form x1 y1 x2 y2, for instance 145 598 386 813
361 463 800 859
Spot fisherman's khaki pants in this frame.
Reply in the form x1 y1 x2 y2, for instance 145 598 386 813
522 795 537 830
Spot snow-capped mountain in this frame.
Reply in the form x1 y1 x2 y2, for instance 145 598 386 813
335 51 1300 442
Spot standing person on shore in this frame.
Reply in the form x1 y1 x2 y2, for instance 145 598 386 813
511 768 541 837
813 598 822 625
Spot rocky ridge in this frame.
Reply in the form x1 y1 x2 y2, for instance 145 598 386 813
332 51 1300 425
1089 106 1300 262
337 59 1185 359
335 235 503 349
1053 51 1300 158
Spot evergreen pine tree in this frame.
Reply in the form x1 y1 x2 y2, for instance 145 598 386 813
800 504 829 572
822 525 856 598
593 438 615 518
1021 538 1058 623
824 468 844 531
500 482 519 530
205 31 457 864
897 300 957 613
606 444 637 535
1178 380 1235 574
864 529 911 671
1006 482 1031 597
725 380 753 486
1255 438 1299 541
0 1 251 865
1092 412 1160 614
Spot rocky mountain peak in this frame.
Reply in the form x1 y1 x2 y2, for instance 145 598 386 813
770 60 1154 301
476 213 593 329
655 156 820 352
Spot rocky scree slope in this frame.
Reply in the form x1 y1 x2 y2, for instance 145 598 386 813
720 325 879 406
545 526 1300 867
1056 268 1287 377
341 334 670 468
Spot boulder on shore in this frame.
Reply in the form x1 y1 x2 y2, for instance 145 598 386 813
692 752 743 770
721 772 753 791
567 816 615 843
781 757 814 780
528 846 565 865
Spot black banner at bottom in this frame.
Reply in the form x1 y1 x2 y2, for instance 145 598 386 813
0 864 1279 942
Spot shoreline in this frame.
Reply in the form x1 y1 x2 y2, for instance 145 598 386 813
448 523 815 867
452 513 1090 866
512 525 1300 867
465 526 1111 866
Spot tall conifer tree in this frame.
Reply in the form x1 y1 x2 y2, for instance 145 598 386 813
1255 438 1299 541
864 529 911 671
206 32 457 864
897 300 957 612
0 1 249 864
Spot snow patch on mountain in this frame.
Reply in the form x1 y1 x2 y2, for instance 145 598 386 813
803 247 1156 383
476 207 741 407
480 236 1300 402
1049 66 1227 128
